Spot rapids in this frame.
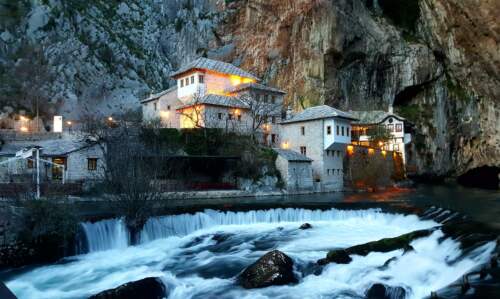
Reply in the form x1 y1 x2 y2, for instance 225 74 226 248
5 208 496 299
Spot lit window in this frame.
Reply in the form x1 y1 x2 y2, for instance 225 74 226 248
300 146 306 155
327 126 331 135
341 126 345 136
191 76 194 84
301 126 305 135
88 158 98 171
336 125 340 135
396 124 403 132
199 75 204 83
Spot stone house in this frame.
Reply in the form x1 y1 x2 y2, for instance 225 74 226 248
0 137 104 184
274 148 313 191
349 107 411 164
141 57 285 145
280 105 357 191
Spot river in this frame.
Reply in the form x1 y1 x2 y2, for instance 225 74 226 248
2 183 499 299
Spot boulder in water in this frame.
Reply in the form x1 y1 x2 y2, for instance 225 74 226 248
299 223 312 230
89 277 167 299
322 249 352 265
366 283 406 299
239 250 298 289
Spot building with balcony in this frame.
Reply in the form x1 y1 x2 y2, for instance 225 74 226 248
349 108 411 163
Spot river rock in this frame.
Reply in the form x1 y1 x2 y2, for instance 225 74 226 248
239 250 298 289
319 229 434 265
366 283 406 299
299 223 312 230
89 277 167 299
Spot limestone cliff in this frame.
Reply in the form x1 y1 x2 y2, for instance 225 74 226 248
0 0 498 178
216 0 499 178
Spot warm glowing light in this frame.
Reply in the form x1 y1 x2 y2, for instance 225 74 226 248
234 109 241 115
67 121 72 125
381 150 387 156
229 75 255 86
160 111 170 118
281 141 289 149
20 126 28 132
108 117 113 122
19 115 29 122
378 141 384 147
347 145 354 155
368 148 375 155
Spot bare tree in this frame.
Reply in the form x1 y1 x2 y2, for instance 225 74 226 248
237 93 283 140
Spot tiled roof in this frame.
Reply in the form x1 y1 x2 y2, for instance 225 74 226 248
227 82 286 94
273 148 312 162
177 94 250 110
349 110 406 124
171 57 259 81
281 105 357 124
140 86 177 103
0 137 95 157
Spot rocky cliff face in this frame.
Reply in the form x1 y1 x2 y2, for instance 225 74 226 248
0 0 498 177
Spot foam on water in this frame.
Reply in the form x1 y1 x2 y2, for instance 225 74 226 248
6 208 495 299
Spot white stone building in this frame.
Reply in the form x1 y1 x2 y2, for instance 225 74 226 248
280 105 357 191
274 148 313 191
141 57 285 145
349 108 411 163
0 137 104 184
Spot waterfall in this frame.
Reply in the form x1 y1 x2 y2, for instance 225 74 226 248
139 208 390 243
79 208 429 253
80 218 130 253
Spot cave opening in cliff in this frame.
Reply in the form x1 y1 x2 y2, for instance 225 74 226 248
457 166 500 190
393 84 424 107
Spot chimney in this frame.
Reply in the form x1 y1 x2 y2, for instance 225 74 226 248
286 107 294 120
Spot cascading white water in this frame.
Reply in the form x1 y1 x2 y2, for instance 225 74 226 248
80 218 129 252
81 208 431 252
6 208 496 299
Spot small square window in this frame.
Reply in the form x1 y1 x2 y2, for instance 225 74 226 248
271 116 276 124
199 75 204 83
238 115 242 121
341 126 345 136
27 159 34 169
218 113 223 120
271 134 276 144
185 78 189 86
180 80 184 88
271 96 276 104
300 146 306 155
336 125 340 135
396 124 403 132
301 126 305 135
167 105 171 110
153 102 157 111
228 114 233 120
88 158 98 171
191 76 194 84
347 127 350 137
327 126 332 135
